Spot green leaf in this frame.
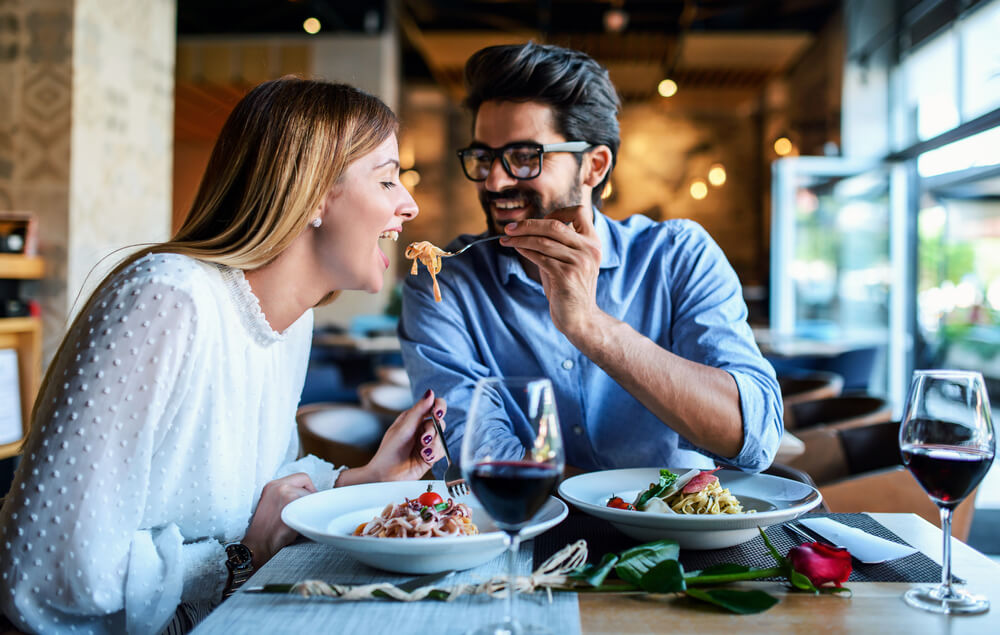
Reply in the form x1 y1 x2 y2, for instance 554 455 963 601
434 502 449 512
758 527 787 568
569 552 620 587
614 540 680 585
636 469 679 507
637 560 686 593
690 563 754 577
788 569 818 593
685 588 780 614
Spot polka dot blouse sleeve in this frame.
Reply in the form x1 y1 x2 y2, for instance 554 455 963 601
0 266 215 633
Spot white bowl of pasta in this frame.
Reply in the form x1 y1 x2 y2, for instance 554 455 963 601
558 467 822 550
282 480 568 574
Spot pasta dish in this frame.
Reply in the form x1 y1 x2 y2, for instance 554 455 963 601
607 467 752 515
404 241 450 302
353 491 478 538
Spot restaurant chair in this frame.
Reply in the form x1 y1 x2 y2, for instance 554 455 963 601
777 370 844 426
785 394 892 431
819 466 977 542
357 381 413 425
786 419 901 486
296 402 387 468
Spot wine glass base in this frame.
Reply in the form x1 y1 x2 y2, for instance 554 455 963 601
904 585 990 615
465 621 552 635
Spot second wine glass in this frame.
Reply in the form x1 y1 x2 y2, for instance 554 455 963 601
461 377 565 635
899 369 995 615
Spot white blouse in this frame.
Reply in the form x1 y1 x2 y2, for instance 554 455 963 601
0 253 340 634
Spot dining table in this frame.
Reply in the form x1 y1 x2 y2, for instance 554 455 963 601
193 512 1000 635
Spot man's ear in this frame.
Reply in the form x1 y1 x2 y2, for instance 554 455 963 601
582 145 613 187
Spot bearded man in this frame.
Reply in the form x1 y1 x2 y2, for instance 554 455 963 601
398 42 782 475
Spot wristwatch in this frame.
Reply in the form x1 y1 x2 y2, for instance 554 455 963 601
222 542 254 599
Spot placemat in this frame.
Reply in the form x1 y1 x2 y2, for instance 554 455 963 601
194 540 580 635
533 512 950 583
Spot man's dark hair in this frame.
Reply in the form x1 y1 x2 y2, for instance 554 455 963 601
463 41 621 208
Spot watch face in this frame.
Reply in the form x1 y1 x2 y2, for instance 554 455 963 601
225 543 253 569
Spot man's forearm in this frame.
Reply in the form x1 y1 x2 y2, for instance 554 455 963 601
571 311 744 458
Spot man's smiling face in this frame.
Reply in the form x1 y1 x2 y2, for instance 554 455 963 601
472 100 583 235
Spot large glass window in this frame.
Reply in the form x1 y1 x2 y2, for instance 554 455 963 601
959 0 1000 121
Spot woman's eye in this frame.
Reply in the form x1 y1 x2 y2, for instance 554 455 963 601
382 181 397 190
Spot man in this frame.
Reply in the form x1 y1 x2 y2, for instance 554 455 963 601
399 41 781 473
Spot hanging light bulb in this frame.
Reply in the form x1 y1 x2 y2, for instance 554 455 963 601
773 137 793 156
658 78 678 98
303 17 321 34
689 179 708 200
708 163 727 186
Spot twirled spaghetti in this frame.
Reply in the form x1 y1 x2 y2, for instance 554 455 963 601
404 241 450 302
353 497 478 538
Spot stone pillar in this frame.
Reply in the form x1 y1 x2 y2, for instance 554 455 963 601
0 0 176 361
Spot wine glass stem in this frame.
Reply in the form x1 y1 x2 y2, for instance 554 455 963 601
504 530 521 628
939 505 954 595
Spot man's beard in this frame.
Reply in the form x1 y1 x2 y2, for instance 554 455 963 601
479 176 583 243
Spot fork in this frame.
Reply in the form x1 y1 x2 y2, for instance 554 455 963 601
439 234 502 258
426 415 469 497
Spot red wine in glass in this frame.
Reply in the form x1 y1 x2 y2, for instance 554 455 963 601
462 377 565 635
467 461 561 531
901 443 992 507
899 370 995 615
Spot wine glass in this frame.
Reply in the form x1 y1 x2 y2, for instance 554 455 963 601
461 377 565 635
899 369 996 614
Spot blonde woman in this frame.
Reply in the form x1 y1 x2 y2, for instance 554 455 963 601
0 78 445 634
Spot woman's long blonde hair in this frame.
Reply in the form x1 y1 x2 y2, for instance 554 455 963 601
31 77 398 423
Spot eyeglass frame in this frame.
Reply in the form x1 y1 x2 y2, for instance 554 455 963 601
456 141 593 182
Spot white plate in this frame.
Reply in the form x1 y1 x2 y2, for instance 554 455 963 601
282 480 568 573
558 467 822 550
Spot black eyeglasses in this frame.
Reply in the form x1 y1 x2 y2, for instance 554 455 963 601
456 141 592 182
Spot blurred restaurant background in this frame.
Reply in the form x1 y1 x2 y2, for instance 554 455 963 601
1 1 999 553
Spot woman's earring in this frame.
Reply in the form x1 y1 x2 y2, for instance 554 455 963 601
311 218 322 228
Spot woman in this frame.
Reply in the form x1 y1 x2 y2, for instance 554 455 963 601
0 78 445 634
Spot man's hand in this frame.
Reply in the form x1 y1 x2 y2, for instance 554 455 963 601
500 205 604 343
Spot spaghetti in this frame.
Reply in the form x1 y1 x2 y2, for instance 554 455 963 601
353 496 478 538
660 479 748 515
404 241 450 302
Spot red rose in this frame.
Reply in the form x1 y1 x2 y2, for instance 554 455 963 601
787 542 852 587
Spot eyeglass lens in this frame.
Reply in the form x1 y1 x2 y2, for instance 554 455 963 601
462 145 541 181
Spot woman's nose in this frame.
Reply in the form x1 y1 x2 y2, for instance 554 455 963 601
397 189 418 221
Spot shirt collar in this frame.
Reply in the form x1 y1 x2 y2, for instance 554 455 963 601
499 206 622 285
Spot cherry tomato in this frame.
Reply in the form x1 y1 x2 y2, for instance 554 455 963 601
606 496 635 510
418 491 443 507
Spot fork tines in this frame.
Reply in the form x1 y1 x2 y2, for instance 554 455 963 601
446 479 470 497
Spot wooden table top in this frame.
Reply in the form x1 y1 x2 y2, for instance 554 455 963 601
578 513 1000 634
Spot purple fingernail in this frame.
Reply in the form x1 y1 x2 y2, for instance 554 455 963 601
423 389 433 399
435 409 444 419
422 447 433 458
422 434 433 445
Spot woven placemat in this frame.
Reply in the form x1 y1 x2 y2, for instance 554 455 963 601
533 512 950 583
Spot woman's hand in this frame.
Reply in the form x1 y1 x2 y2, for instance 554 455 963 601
337 389 447 486
241 472 317 567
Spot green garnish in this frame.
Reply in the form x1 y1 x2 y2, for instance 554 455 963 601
635 469 678 508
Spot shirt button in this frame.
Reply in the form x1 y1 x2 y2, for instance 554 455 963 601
561 359 574 370
573 425 584 435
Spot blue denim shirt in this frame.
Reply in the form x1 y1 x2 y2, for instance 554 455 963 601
399 210 782 473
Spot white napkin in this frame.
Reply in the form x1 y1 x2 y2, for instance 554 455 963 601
798 517 918 564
